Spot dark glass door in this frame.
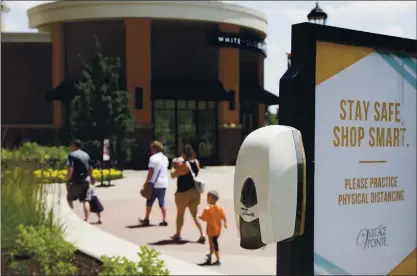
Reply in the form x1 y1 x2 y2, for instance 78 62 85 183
197 101 216 162
154 100 176 158
177 100 197 154
153 99 217 162
241 102 259 139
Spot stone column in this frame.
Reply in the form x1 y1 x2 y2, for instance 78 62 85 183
125 18 152 125
125 18 153 169
217 23 242 165
51 23 65 143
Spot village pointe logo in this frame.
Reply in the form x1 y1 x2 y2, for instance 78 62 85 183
356 225 388 250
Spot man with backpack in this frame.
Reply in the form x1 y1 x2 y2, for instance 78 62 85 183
66 139 94 222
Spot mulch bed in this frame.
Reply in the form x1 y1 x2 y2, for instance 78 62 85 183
1 250 102 275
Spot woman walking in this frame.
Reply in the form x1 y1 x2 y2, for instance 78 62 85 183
170 144 205 243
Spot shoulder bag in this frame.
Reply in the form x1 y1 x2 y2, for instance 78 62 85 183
140 167 162 200
185 161 205 193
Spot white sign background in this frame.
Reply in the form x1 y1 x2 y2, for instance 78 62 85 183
314 53 416 275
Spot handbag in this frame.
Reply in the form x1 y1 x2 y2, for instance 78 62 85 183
140 168 162 200
90 195 104 213
185 161 205 193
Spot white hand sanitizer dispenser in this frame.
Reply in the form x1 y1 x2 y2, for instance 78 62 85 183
234 125 306 250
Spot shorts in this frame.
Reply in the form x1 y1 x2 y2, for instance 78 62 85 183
209 236 219 252
67 181 92 202
175 188 200 209
146 188 167 208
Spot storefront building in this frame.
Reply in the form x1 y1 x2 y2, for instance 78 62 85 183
1 1 278 166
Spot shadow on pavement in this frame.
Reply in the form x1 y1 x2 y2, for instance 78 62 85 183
126 224 155 228
95 184 116 188
148 239 192 246
197 261 220 266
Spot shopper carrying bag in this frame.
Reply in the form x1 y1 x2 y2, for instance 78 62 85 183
169 144 206 243
139 141 169 226
140 169 161 199
185 160 205 193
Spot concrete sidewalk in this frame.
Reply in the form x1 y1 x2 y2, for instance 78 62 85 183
71 167 276 275
47 192 224 275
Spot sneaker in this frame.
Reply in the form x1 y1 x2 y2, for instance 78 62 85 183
212 260 221 266
159 221 168 226
171 234 182 241
201 255 212 265
139 218 150 226
197 236 206 244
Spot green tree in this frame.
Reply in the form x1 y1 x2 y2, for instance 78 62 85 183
1 2 10 13
70 36 135 162
266 110 278 125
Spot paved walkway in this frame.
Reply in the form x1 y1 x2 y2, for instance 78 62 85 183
72 167 276 275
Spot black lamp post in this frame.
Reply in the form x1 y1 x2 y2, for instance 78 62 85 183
286 2 328 69
286 53 291 69
307 2 328 25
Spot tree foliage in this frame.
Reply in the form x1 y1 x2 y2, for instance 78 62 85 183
266 110 278 125
70 36 135 162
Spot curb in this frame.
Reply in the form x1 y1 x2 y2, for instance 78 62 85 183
46 193 224 275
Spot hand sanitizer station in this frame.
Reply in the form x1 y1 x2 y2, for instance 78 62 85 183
234 125 306 251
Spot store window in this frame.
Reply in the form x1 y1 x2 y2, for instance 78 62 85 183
153 100 217 162
241 102 259 139
198 101 216 160
177 100 197 154
154 100 176 158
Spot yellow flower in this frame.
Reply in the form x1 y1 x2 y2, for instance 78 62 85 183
33 168 123 183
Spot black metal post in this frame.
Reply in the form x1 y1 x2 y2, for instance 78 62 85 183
106 160 110 186
100 161 104 186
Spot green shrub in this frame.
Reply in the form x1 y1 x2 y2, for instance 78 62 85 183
100 246 169 276
2 150 75 276
2 142 69 169
10 260 30 276
1 152 63 251
10 225 78 276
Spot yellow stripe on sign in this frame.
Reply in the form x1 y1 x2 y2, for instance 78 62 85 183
316 41 374 86
389 249 417 275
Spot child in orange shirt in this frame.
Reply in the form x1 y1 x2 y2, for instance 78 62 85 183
199 190 227 265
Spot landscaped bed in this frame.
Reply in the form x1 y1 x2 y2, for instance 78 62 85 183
1 144 169 276
2 142 124 184
1 246 169 276
1 250 102 276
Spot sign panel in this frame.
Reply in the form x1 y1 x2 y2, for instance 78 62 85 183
314 41 416 275
214 32 267 56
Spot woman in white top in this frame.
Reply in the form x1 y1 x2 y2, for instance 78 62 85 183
139 141 169 226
